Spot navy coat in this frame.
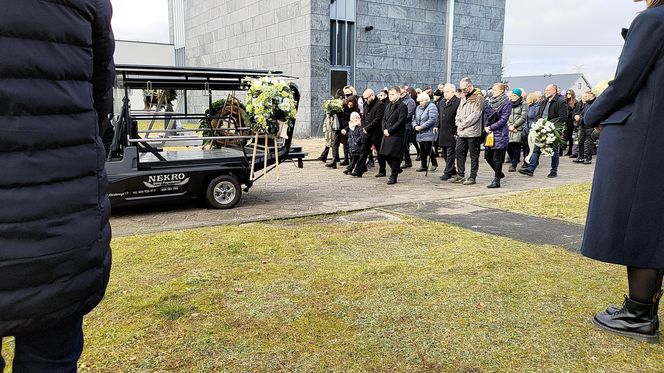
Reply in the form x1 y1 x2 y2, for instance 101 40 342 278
379 100 408 158
483 98 512 150
0 0 114 335
581 6 664 268
347 126 363 155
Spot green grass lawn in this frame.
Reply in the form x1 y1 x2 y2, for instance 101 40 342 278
470 183 592 225
2 215 662 372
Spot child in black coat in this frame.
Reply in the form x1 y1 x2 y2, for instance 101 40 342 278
344 112 364 176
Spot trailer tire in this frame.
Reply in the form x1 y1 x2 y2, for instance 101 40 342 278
205 174 242 209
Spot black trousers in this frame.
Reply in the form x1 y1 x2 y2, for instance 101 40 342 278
455 137 481 179
1 316 83 372
441 145 457 176
564 124 575 154
319 146 330 160
508 142 522 168
578 127 595 161
418 141 438 169
331 130 348 163
357 139 378 175
402 127 420 164
485 148 506 179
347 154 362 173
378 155 401 177
521 140 530 163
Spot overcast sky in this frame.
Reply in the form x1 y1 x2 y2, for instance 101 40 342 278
110 0 646 86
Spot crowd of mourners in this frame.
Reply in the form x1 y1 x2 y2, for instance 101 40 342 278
317 78 599 187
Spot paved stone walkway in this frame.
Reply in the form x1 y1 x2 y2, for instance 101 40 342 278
111 138 594 237
381 201 585 252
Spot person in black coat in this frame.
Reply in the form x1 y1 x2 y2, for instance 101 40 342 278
564 90 580 156
326 96 358 169
572 91 596 164
582 0 664 342
344 112 364 175
0 0 114 370
377 87 408 185
353 89 385 177
518 84 568 178
435 84 461 181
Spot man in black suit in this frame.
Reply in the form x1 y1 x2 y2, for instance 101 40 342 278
376 87 408 185
435 83 461 181
353 89 385 177
518 84 568 178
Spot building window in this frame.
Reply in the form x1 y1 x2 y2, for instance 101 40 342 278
578 83 582 90
330 0 356 94
330 20 355 67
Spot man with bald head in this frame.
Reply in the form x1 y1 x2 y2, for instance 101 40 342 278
352 89 385 177
519 84 568 178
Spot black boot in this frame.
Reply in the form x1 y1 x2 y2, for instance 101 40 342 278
316 147 329 162
387 176 397 185
325 162 337 169
487 178 501 189
592 291 662 343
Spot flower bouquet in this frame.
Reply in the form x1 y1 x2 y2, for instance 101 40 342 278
323 98 344 116
244 77 297 181
244 77 297 137
322 98 343 131
531 118 564 157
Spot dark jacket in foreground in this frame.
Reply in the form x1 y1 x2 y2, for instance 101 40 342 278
0 0 115 335
379 100 408 158
581 6 664 268
362 98 385 146
437 96 460 147
537 94 568 127
347 126 363 155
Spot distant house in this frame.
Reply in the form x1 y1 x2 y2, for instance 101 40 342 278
503 73 593 95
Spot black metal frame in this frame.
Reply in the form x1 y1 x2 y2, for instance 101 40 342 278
110 64 301 174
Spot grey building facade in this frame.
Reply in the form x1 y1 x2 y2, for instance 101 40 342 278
169 0 505 137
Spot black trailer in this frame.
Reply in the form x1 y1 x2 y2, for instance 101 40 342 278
106 65 306 209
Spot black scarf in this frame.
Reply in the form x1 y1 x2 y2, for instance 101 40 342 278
511 97 523 108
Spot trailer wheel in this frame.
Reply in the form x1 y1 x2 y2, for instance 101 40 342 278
205 175 242 209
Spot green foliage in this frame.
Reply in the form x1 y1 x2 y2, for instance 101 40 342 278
245 78 297 136
322 99 344 116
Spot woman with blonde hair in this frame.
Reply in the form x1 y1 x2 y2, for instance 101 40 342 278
482 83 512 188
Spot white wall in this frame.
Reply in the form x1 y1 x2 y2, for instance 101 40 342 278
114 40 176 114
114 40 175 66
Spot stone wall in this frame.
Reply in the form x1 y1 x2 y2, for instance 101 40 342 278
182 0 315 137
176 0 505 136
309 0 330 137
451 0 506 90
355 0 447 93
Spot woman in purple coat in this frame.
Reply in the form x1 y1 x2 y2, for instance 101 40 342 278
482 83 512 188
583 0 664 342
